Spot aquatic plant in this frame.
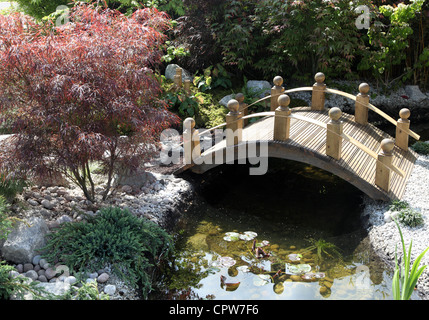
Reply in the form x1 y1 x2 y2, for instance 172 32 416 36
304 238 342 262
392 217 429 300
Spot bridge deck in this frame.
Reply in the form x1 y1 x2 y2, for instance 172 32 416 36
196 107 417 200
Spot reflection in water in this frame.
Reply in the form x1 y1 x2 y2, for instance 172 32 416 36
154 159 417 300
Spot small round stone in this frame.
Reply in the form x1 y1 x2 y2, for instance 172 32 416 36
25 270 39 281
399 108 410 120
235 93 244 103
32 255 42 266
329 107 342 121
45 267 57 280
273 76 283 86
359 83 370 95
97 272 110 283
38 275 48 283
104 284 116 295
23 263 33 272
314 72 325 83
183 117 195 129
227 99 240 113
277 94 290 107
380 139 395 154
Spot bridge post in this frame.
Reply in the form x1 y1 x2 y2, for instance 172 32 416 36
311 72 326 111
355 83 370 125
184 79 191 96
174 67 183 89
236 93 249 127
395 108 411 151
183 117 200 165
226 99 243 146
271 76 285 111
326 107 343 160
375 139 394 192
274 94 292 141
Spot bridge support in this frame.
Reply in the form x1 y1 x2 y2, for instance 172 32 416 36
355 83 370 125
174 67 182 89
311 72 326 111
271 76 285 111
236 93 249 127
184 79 191 96
396 108 411 151
326 107 343 160
375 139 394 192
226 99 243 146
274 94 292 141
183 117 200 165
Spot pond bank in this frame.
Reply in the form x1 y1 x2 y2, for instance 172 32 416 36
361 153 429 300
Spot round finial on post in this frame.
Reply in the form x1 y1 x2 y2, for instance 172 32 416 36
399 108 411 120
314 72 325 84
277 94 290 108
359 83 370 95
273 76 283 87
380 138 395 155
183 117 195 130
227 99 240 114
329 107 342 122
235 93 245 103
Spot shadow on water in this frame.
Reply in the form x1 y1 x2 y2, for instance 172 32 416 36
152 159 402 300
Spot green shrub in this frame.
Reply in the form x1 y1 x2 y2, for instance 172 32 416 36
0 172 27 201
60 281 110 300
0 196 12 240
411 141 429 155
40 207 174 298
398 207 424 228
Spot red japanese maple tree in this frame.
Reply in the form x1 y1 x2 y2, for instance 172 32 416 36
0 3 179 201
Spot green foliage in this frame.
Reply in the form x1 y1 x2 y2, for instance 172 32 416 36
162 41 190 64
392 217 429 300
40 207 173 298
304 238 342 263
193 64 232 92
389 200 424 228
0 172 28 201
60 281 110 300
164 90 199 118
358 0 426 87
0 260 46 300
411 141 429 155
14 0 69 20
0 196 12 240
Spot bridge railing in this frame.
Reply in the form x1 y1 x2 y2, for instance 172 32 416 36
180 71 419 194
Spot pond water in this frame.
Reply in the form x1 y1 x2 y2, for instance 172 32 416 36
152 158 421 300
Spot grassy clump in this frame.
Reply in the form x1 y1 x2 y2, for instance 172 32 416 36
40 207 174 298
389 200 424 228
411 141 429 156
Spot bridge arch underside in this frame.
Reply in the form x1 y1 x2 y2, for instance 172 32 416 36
188 141 393 202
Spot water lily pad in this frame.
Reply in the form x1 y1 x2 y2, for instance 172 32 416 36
287 253 302 261
239 231 257 241
223 232 240 241
256 240 270 247
286 263 311 274
236 265 250 273
314 272 325 279
217 256 236 268
253 274 271 286
301 273 316 280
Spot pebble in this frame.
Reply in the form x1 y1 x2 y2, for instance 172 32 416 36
41 199 54 210
25 270 38 281
104 284 116 295
97 273 109 283
27 199 39 206
45 268 57 280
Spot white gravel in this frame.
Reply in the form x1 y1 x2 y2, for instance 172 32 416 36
362 153 429 299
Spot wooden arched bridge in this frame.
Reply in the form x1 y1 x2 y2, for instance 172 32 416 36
172 70 419 201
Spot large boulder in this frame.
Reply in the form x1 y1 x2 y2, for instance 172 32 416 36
1 217 49 264
10 281 71 300
404 85 427 103
246 80 272 98
165 64 193 82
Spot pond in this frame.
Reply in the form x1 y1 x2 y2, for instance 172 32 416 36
152 158 420 300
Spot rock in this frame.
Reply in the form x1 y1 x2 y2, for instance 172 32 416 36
39 259 49 269
88 272 98 279
27 199 39 206
219 94 235 107
405 85 427 103
104 284 116 295
23 263 33 272
121 185 133 194
45 267 57 280
16 264 23 273
1 217 49 264
41 199 54 210
35 282 71 299
165 64 193 82
57 215 73 224
32 255 42 266
246 80 271 98
97 273 110 283
25 270 39 281
64 276 77 285
38 275 48 283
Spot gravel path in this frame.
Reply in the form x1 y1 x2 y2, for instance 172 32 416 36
362 153 429 299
